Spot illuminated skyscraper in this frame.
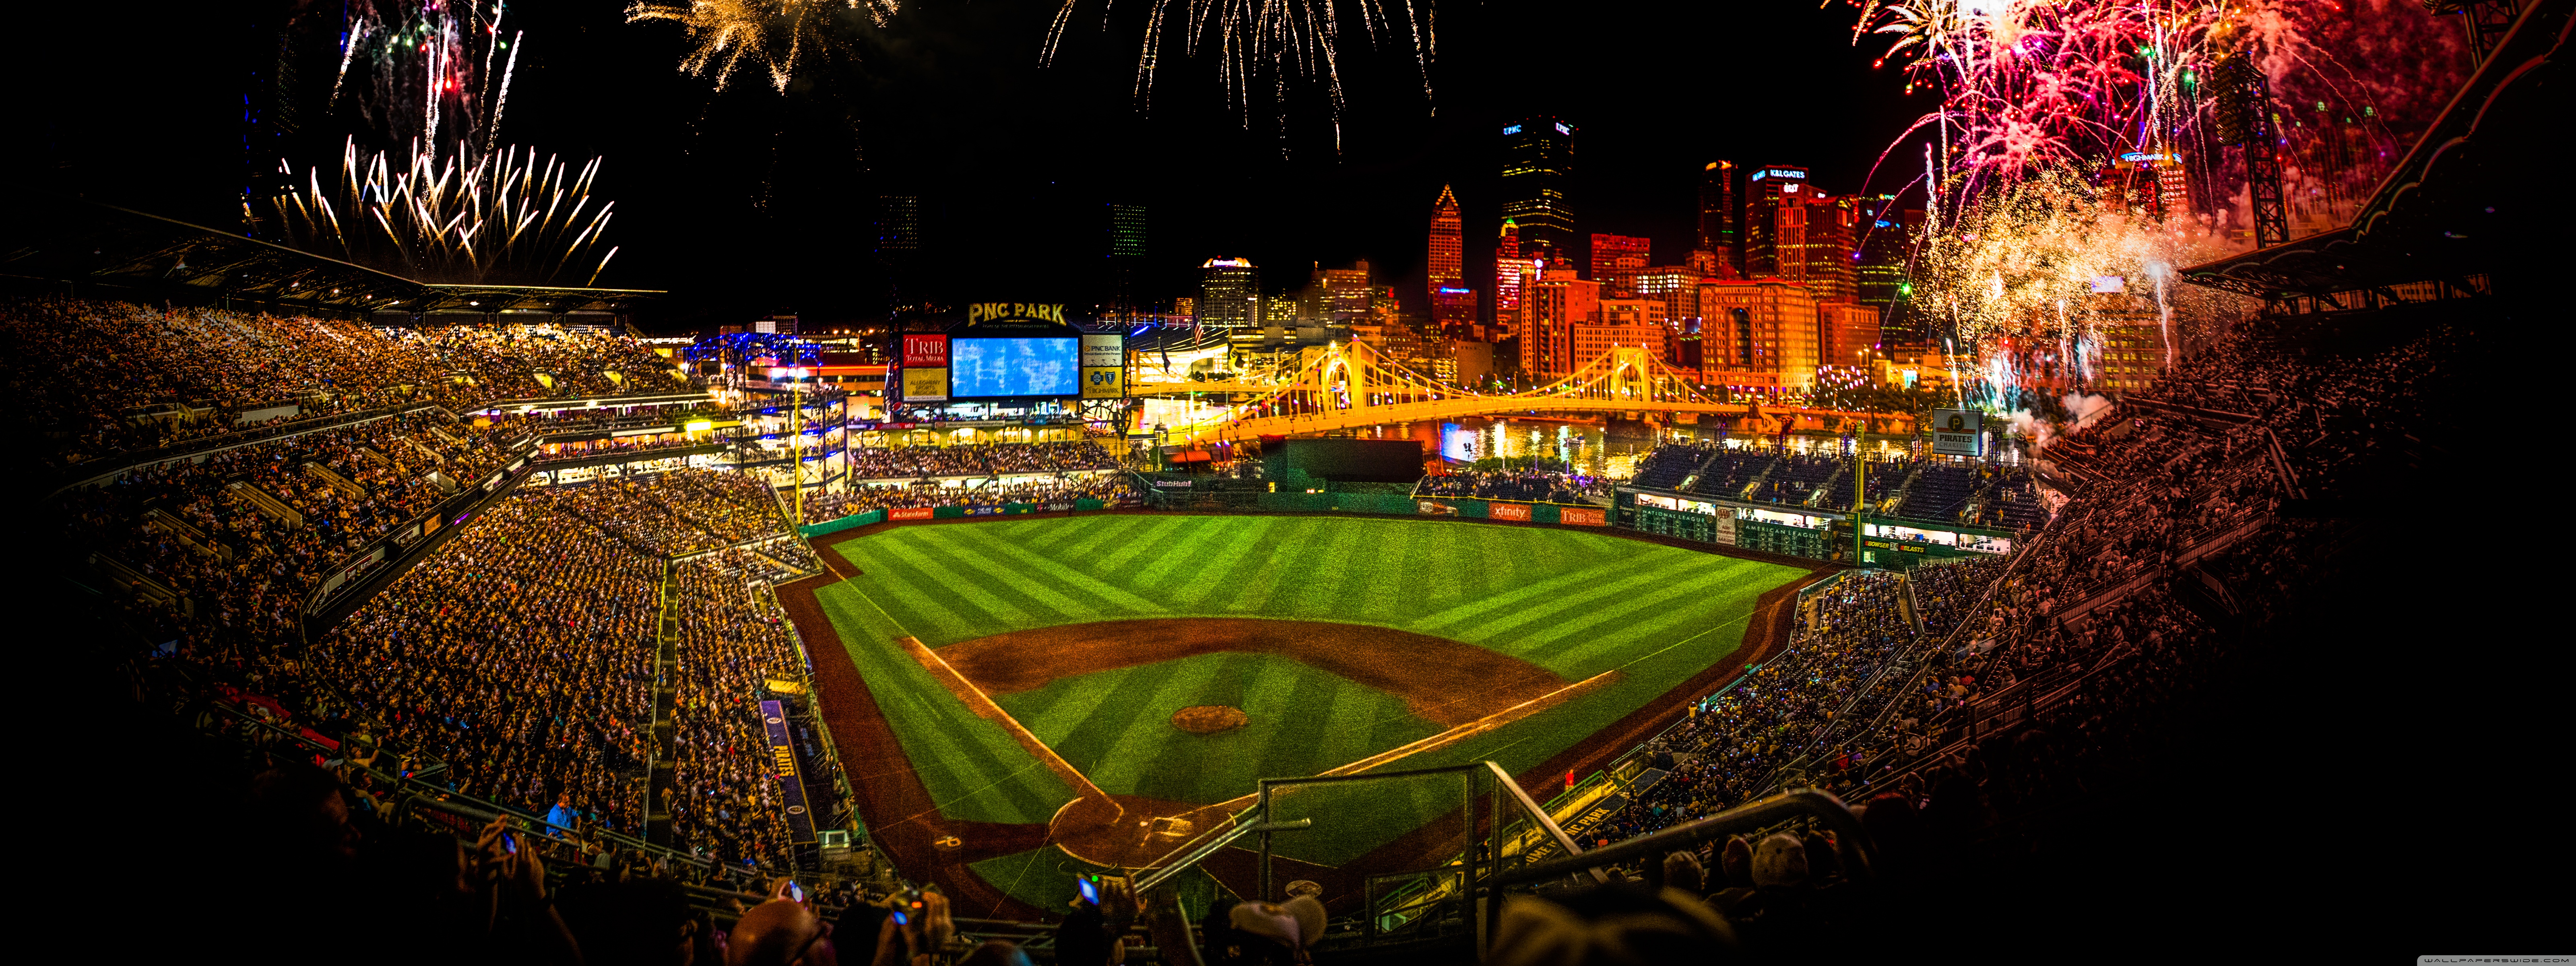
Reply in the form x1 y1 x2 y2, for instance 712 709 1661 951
876 194 923 320
1494 220 1536 338
1199 258 1260 332
1105 202 1147 316
1500 118 1576 260
1428 185 1463 292
1742 165 1807 279
1699 161 1740 274
1526 268 1599 381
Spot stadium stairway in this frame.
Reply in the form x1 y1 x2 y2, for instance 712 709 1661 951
645 562 682 847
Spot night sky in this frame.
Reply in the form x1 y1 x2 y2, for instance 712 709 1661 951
25 0 1932 331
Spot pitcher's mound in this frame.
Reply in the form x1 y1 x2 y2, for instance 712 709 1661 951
1172 705 1249 735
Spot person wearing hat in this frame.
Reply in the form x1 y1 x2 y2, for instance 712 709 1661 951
1278 881 1327 954
1227 902 1304 964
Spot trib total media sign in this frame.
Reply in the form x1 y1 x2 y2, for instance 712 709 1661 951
901 334 949 402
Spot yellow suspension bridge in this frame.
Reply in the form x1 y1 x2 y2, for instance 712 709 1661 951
1128 341 1916 446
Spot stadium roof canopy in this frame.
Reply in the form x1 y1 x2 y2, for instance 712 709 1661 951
0 199 662 316
2180 0 2564 300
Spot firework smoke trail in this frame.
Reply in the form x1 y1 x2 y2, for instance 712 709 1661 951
627 0 898 92
265 138 619 286
1040 0 1434 133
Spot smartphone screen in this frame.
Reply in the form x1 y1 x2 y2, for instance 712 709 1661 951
891 910 908 926
788 881 805 902
1077 877 1098 904
502 832 518 855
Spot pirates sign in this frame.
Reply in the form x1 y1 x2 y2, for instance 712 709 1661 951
1930 409 1983 456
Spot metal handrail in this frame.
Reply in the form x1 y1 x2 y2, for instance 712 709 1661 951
1488 789 1872 891
1130 816 1313 894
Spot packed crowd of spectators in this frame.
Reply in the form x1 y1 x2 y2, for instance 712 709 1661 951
418 324 688 402
308 470 828 871
534 432 712 463
846 441 1120 479
1573 561 2006 846
315 496 659 835
62 410 519 670
668 551 814 869
4 297 694 469
1415 470 1609 504
801 473 1149 520
544 468 794 556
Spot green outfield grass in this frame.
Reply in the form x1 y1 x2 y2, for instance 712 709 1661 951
813 514 1806 904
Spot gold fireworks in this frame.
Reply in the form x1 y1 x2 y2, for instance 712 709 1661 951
1915 167 2232 351
1042 0 1435 139
266 138 622 286
626 0 898 92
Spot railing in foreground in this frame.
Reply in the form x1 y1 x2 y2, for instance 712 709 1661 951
1482 789 1873 959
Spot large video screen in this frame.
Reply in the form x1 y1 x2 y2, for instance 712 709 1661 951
949 337 1079 398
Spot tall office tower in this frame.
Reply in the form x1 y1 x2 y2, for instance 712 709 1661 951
1494 220 1535 338
1742 165 1808 278
1800 195 1860 304
1500 118 1577 260
1105 202 1148 316
1698 161 1740 274
1301 261 1375 322
1199 258 1261 332
1589 233 1653 290
1427 185 1465 293
876 195 924 319
1525 268 1600 381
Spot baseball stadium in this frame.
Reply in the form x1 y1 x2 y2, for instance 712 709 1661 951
31 0 2553 956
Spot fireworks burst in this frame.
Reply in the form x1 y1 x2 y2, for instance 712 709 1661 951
626 0 899 92
265 138 622 287
1849 0 2458 237
332 0 525 152
1041 0 1436 143
1910 168 2232 399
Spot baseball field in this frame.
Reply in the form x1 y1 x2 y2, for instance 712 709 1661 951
782 512 1816 915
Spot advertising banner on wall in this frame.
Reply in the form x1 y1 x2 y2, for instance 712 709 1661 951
1081 332 1127 399
758 700 817 845
889 506 935 521
1490 503 1534 522
1560 506 1607 526
901 334 950 402
1930 409 1983 456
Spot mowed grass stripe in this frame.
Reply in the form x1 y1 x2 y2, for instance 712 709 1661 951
1537 564 1782 666
1210 518 1323 614
1346 520 1441 624
870 535 1038 630
917 527 1145 619
1131 517 1262 593
1288 519 1392 617
1451 556 1727 642
1164 518 1290 610
1485 557 1767 650
1492 567 1772 671
947 526 1165 613
838 541 984 638
1051 515 1152 559
1408 556 1638 631
1089 516 1198 578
